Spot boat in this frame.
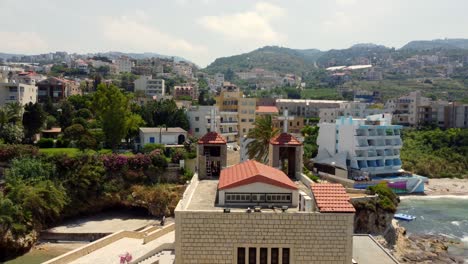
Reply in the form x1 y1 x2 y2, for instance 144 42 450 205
394 213 416 221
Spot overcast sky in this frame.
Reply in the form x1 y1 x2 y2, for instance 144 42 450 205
1 0 467 66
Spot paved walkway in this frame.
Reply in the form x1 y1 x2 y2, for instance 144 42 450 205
47 211 161 233
69 231 175 264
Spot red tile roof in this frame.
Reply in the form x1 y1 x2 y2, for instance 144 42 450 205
269 133 302 145
256 106 279 114
198 132 227 145
219 160 297 190
310 184 356 213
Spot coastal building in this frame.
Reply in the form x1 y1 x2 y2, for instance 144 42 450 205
134 76 165 98
36 77 80 103
275 99 346 118
315 114 426 193
138 127 187 147
0 82 37 106
417 101 468 128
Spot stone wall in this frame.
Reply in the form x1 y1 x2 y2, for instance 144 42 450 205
175 211 354 264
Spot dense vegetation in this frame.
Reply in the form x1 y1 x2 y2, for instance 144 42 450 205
0 144 188 260
400 128 468 178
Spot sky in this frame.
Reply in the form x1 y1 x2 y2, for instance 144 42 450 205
1 0 468 67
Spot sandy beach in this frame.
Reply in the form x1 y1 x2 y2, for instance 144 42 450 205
423 178 468 196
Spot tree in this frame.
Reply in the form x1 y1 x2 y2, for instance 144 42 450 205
22 103 46 142
64 124 86 141
57 101 75 129
0 123 24 144
246 115 280 162
92 84 132 150
125 113 145 143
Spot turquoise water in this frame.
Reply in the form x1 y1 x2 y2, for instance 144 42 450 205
398 196 468 261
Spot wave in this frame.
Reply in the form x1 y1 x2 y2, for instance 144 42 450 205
400 195 468 200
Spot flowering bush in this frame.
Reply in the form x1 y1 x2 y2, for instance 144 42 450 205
170 148 187 163
0 144 39 162
127 154 152 170
102 154 128 171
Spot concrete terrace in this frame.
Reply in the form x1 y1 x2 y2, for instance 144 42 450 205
69 232 174 264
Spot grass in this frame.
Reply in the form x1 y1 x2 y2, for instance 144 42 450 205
39 148 112 156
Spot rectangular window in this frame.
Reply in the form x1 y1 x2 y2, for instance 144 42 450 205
282 248 290 264
195 116 199 121
237 248 245 264
195 128 199 132
248 248 256 264
271 248 279 264
248 119 254 122
149 137 155 143
260 248 267 264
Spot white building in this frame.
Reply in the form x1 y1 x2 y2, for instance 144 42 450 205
0 82 37 106
138 127 187 146
320 102 386 123
315 114 403 177
186 105 219 137
115 56 133 73
276 99 347 118
134 76 165 98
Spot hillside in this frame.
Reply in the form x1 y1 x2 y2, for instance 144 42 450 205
401 38 468 50
204 46 322 75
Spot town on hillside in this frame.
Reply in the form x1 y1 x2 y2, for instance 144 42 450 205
1 43 468 264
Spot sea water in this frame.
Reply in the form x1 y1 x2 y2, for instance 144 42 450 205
398 196 468 261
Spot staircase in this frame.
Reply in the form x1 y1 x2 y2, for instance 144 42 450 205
408 178 423 193
136 250 175 264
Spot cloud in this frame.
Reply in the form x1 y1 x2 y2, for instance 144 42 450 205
0 31 49 54
101 12 206 57
198 2 285 44
336 0 357 7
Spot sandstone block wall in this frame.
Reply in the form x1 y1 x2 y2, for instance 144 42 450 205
175 211 354 264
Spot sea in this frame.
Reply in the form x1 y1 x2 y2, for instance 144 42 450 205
398 196 468 262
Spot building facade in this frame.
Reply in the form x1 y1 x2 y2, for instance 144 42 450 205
385 91 430 126
138 127 187 146
173 85 197 101
115 56 133 73
417 101 468 128
0 82 37 106
276 99 346 118
36 77 80 103
319 102 386 123
187 105 219 138
134 76 165 98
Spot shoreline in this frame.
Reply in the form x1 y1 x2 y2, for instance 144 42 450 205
402 178 468 197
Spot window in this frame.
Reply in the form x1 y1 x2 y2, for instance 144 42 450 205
149 137 155 143
271 248 279 264
260 248 267 264
237 248 246 264
195 128 199 132
282 248 290 264
248 119 254 122
243 128 246 133
195 116 199 121
241 119 246 122
248 248 256 264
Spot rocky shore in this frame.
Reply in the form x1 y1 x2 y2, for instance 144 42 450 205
423 178 468 196
376 222 466 264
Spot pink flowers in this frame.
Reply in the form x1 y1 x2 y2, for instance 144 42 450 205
102 154 128 171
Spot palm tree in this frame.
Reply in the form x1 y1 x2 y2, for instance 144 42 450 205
246 115 280 162
6 102 23 124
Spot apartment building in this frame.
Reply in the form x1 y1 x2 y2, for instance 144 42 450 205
134 76 165 98
276 99 346 118
173 85 197 100
115 56 133 73
385 91 430 126
36 77 80 103
0 82 37 106
316 114 403 177
319 102 385 123
186 105 219 138
13 71 44 85
418 101 468 128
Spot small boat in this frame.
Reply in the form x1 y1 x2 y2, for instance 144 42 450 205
394 213 416 221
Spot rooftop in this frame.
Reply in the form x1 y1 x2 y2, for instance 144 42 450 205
139 127 187 133
197 132 227 145
218 160 297 190
256 105 279 114
276 99 347 104
310 183 356 213
269 133 302 146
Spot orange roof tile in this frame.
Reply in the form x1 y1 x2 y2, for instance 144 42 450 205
310 183 356 213
218 160 297 190
198 132 227 145
256 106 279 114
269 133 302 145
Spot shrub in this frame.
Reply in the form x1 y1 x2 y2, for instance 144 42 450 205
127 154 152 170
0 144 39 162
142 143 165 154
75 109 93 119
150 153 168 169
37 138 54 148
171 148 187 163
102 154 128 171
367 182 399 213
180 168 193 182
55 136 70 148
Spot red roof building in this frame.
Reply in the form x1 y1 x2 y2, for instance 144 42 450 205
219 160 297 190
198 132 227 145
269 133 302 145
310 184 356 213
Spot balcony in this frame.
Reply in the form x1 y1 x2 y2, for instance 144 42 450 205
221 131 238 136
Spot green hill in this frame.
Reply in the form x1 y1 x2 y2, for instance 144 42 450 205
204 46 322 75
